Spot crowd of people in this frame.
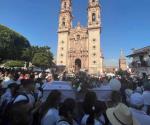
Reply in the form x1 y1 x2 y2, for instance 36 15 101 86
0 68 150 125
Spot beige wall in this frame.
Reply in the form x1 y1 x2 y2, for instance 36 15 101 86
57 32 69 66
88 28 102 74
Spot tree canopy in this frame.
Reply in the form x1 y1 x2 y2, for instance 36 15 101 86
32 46 53 68
0 24 54 68
22 46 53 68
0 24 30 61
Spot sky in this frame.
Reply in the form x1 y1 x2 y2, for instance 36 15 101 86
0 0 150 66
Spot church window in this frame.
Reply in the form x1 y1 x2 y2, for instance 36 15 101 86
93 61 96 64
62 18 65 26
93 53 96 56
92 13 96 22
93 38 96 41
62 41 64 44
93 45 96 49
61 54 63 57
77 35 80 40
61 47 64 50
92 0 95 2
60 61 63 63
62 22 65 26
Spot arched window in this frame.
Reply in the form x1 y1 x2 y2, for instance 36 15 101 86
92 13 96 22
62 18 65 26
92 0 95 2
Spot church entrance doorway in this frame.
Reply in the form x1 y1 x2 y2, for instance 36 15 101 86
75 59 81 73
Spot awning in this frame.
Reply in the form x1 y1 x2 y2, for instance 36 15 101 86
127 51 148 58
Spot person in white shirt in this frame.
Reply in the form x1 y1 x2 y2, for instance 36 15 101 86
129 92 150 125
42 74 54 89
57 98 77 125
81 100 105 125
9 94 33 125
41 90 61 125
106 103 140 125
0 81 18 106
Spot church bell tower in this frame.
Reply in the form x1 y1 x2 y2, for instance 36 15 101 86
57 0 72 66
88 0 103 73
119 50 127 71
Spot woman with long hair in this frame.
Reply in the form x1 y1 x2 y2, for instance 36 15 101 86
57 98 77 125
41 90 61 125
82 101 105 125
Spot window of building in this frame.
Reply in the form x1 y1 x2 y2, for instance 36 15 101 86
62 41 64 44
60 61 63 64
93 61 96 64
93 53 96 56
61 54 63 57
93 45 96 49
77 35 80 40
92 0 95 2
61 47 64 50
93 39 96 41
62 18 65 26
92 13 96 22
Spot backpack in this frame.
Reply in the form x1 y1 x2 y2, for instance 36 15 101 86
0 92 29 125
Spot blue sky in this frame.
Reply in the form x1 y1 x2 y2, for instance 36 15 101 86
0 0 150 66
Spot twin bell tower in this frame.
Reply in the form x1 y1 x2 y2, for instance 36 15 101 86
57 0 103 74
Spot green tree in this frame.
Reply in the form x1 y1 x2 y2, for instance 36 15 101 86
0 24 30 61
22 47 32 62
22 46 53 62
4 60 24 68
32 51 53 69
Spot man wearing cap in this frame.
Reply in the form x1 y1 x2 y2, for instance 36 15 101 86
42 73 54 90
46 73 54 83
0 80 18 106
129 92 150 125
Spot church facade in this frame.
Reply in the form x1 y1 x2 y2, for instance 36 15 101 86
57 0 103 74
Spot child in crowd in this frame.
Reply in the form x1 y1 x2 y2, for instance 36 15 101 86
41 90 61 125
57 98 77 125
